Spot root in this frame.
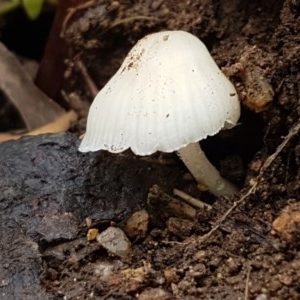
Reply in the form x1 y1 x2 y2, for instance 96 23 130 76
186 121 300 245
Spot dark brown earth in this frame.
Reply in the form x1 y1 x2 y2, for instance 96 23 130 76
1 0 300 299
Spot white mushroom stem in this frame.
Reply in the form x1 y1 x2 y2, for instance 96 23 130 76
177 142 238 197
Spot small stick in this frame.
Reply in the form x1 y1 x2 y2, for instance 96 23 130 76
244 268 251 300
75 59 99 98
173 188 212 210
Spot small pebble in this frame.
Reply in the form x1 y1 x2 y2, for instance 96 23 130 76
96 226 132 259
272 202 300 242
124 209 149 240
87 228 98 241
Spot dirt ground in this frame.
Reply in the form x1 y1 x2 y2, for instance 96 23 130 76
1 0 300 299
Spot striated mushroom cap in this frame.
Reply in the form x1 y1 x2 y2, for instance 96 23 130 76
79 31 240 155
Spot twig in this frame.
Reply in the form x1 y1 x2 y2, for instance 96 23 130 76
192 185 257 244
61 0 96 38
186 121 300 245
173 188 212 210
244 268 251 300
75 59 99 98
259 121 300 172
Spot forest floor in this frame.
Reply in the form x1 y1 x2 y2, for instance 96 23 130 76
1 0 300 299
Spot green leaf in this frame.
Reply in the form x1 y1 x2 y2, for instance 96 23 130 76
22 0 45 20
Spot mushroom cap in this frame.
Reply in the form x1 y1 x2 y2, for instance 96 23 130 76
79 31 240 155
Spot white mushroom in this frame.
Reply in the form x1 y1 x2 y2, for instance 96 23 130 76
79 31 240 197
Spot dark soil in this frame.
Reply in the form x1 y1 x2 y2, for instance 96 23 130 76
1 0 300 299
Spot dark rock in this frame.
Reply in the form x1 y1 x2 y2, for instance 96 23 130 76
0 132 181 299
